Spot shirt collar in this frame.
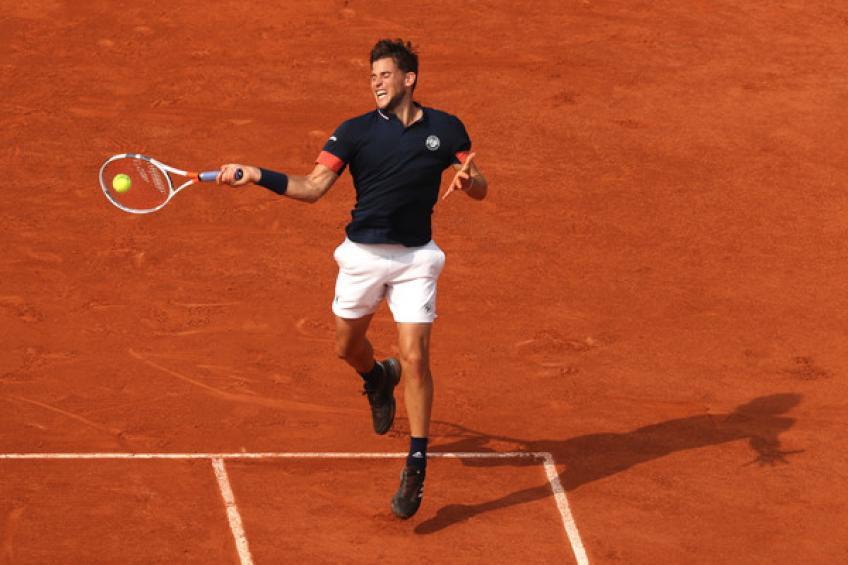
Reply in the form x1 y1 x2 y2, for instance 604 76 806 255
376 103 427 126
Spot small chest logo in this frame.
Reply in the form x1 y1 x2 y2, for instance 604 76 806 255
425 135 440 151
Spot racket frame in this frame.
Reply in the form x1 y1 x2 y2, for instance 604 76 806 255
99 153 217 214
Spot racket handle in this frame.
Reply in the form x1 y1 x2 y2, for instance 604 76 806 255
198 169 243 182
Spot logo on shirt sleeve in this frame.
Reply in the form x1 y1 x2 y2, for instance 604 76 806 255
329 136 338 142
425 135 440 151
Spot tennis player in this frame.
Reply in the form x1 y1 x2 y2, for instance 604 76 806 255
217 38 487 519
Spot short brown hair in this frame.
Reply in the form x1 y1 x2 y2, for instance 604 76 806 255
370 38 419 90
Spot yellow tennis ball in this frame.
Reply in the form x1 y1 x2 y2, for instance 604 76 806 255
112 173 131 193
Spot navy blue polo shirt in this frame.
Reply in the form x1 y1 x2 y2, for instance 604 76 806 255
316 105 471 247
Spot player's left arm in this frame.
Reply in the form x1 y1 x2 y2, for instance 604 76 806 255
443 152 488 200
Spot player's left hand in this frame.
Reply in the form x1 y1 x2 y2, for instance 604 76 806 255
443 152 476 200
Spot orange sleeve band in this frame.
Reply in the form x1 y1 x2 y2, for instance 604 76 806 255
316 151 345 174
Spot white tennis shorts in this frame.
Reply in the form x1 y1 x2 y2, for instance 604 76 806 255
332 238 446 323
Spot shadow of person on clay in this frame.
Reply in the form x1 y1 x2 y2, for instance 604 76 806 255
415 393 803 535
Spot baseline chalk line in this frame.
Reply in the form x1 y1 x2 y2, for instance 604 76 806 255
0 451 539 460
0 451 588 564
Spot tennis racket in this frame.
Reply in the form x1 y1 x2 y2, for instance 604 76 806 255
99 153 241 214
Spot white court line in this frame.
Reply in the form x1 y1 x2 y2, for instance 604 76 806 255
211 458 254 565
0 451 588 564
542 453 589 565
0 451 538 460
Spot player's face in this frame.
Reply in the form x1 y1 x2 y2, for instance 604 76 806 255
370 57 413 111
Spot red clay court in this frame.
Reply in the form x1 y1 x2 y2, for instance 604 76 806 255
2 1 847 563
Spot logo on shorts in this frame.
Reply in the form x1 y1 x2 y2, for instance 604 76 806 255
425 135 440 151
423 302 433 314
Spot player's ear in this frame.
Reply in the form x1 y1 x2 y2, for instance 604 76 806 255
404 72 417 88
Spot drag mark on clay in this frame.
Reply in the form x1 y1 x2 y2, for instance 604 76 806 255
196 365 262 384
514 329 606 374
513 331 601 355
172 302 243 308
80 392 182 416
4 395 128 446
22 248 63 263
295 317 334 343
1 507 26 563
154 321 269 337
129 349 358 415
154 327 232 337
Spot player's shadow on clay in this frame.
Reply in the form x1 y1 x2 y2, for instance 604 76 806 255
414 393 803 535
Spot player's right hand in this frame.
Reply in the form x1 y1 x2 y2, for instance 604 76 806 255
217 164 260 187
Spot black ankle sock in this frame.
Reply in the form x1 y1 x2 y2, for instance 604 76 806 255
358 361 383 390
407 436 428 470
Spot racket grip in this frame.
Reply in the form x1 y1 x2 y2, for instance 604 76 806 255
198 169 242 182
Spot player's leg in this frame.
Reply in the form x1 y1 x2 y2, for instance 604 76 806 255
332 239 401 435
335 314 399 434
397 322 434 439
390 322 433 519
334 314 401 435
334 314 375 374
384 242 445 519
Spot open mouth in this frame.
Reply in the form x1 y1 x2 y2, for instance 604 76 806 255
375 89 388 100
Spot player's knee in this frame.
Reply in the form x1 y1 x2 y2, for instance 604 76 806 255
399 350 429 378
335 338 358 361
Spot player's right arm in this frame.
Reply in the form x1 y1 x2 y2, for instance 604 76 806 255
216 163 339 204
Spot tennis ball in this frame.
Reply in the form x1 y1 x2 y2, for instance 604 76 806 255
112 173 131 193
